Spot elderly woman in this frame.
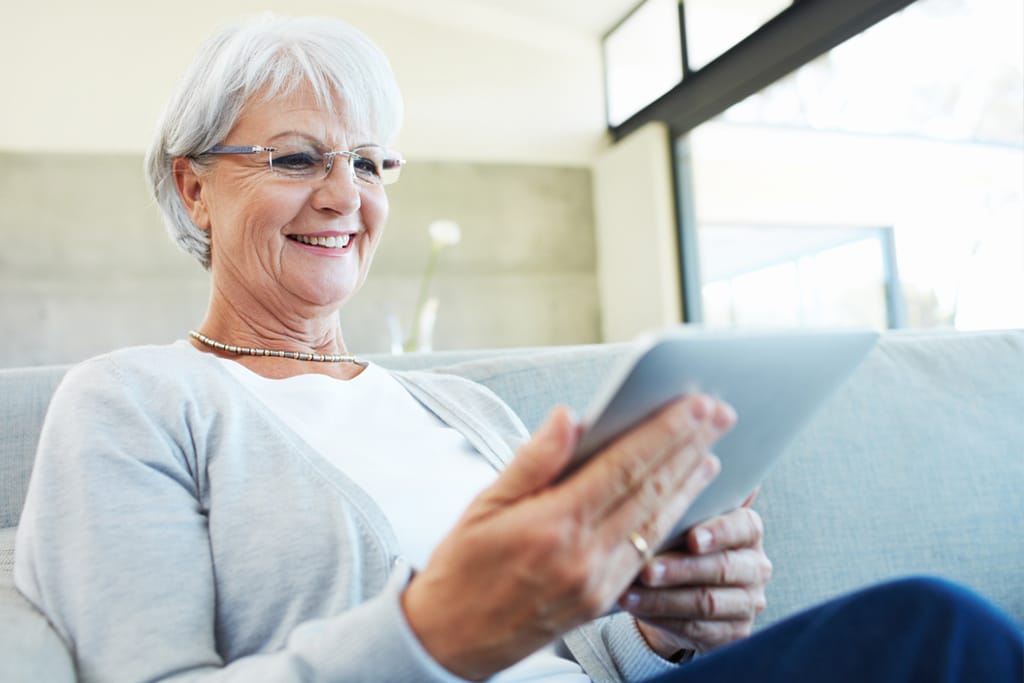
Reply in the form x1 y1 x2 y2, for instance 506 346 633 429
14 14 1022 683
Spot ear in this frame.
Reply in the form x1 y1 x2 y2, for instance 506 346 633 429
172 157 211 231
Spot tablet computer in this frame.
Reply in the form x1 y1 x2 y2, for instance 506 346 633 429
567 327 879 546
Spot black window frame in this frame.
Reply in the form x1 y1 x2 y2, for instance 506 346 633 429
602 0 919 323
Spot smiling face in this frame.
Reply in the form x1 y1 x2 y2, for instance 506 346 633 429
178 82 390 323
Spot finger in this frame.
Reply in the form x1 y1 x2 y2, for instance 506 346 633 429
586 446 719 613
638 547 773 588
623 452 720 556
596 452 718 597
685 506 765 555
621 585 767 622
484 406 578 505
566 394 728 527
602 397 735 570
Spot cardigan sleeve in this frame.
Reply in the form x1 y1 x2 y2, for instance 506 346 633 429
14 355 474 683
563 613 686 682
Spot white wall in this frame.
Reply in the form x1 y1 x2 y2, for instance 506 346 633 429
1 0 611 164
592 122 683 342
1 2 688 364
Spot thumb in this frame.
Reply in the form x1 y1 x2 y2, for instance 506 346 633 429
486 406 579 504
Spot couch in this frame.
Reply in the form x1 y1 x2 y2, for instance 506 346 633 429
2 329 1022 681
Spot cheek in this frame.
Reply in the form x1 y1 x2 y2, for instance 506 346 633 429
211 181 306 239
362 191 389 240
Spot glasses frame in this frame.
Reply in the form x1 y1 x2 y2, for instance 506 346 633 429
199 144 405 186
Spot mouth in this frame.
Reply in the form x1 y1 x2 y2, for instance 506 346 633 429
287 233 354 250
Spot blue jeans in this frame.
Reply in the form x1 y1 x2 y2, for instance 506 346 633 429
650 577 1023 682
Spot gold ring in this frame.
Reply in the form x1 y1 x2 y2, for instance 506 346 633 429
627 530 653 563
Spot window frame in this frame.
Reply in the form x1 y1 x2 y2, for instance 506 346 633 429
602 0 919 322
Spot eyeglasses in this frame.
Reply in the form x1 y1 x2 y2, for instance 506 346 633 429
199 141 405 186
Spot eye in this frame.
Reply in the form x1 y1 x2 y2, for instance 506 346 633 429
351 154 381 181
271 150 323 176
354 147 404 185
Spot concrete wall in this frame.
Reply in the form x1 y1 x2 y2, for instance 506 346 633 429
0 152 600 367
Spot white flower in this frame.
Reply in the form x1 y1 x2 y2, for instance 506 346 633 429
428 220 461 248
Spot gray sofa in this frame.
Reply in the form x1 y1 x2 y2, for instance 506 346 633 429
2 330 1022 681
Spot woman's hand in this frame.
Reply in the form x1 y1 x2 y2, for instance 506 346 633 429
402 395 735 681
620 501 773 659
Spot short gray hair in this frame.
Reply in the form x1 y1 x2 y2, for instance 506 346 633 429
145 14 404 269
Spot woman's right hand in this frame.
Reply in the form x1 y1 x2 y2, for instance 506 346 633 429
401 394 736 681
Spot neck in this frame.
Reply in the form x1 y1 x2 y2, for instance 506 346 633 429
203 278 348 348
194 290 360 380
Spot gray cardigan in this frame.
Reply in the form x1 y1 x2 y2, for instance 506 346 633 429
14 344 680 682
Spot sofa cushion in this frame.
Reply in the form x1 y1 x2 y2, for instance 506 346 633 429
752 330 1024 626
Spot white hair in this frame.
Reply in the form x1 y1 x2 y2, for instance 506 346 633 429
145 14 404 269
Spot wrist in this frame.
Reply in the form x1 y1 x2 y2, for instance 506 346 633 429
401 575 480 681
634 618 696 664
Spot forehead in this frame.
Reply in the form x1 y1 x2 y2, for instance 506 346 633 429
229 82 370 145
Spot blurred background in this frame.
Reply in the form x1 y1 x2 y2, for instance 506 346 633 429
1 0 1021 366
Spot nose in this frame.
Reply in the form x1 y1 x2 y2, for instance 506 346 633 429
312 154 361 214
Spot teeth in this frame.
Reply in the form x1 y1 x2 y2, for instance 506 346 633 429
292 234 352 248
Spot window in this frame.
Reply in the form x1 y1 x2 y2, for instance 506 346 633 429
700 225 900 328
682 0 791 72
685 0 1023 330
603 0 683 127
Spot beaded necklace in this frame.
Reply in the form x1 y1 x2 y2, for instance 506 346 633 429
189 330 361 364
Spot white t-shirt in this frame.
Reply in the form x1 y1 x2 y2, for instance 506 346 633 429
219 359 590 682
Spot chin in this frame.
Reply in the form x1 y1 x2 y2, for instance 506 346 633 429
302 276 365 310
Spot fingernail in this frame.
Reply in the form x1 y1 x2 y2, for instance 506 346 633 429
539 409 568 448
690 395 713 422
649 561 666 585
694 527 713 552
713 401 737 432
563 406 579 426
703 454 721 481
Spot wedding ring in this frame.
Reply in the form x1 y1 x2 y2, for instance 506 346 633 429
627 530 654 563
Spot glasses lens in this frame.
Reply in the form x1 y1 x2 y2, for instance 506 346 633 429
379 157 403 185
351 146 403 185
267 141 403 185
269 144 326 180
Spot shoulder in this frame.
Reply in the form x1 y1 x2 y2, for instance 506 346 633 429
50 343 238 432
59 342 222 395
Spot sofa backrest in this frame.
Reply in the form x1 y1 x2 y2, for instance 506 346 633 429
1 365 71 530
2 331 1022 630
0 345 621 530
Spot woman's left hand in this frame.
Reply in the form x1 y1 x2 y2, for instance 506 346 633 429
618 503 773 659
